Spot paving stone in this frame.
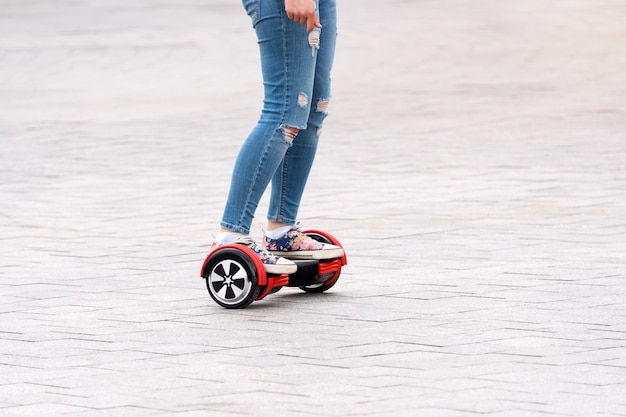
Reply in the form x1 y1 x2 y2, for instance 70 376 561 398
1 0 626 416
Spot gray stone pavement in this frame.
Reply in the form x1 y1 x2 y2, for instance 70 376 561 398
1 0 626 415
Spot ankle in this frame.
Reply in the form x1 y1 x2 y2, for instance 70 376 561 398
264 225 292 240
215 231 245 245
267 221 291 232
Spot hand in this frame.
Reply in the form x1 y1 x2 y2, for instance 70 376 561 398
285 0 322 32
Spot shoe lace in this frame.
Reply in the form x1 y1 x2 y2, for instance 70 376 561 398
292 221 304 233
234 236 275 257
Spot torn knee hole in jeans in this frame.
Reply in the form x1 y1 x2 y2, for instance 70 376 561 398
281 126 300 142
297 93 308 108
316 99 330 114
308 29 320 55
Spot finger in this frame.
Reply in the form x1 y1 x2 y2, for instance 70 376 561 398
306 16 322 32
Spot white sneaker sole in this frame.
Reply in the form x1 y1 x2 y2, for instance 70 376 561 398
264 260 297 275
270 245 344 261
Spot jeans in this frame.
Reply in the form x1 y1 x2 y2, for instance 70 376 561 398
221 0 337 235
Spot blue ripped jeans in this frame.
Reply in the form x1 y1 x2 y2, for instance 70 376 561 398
221 0 337 235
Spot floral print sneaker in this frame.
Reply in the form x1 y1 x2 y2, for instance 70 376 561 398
263 224 344 260
211 236 297 275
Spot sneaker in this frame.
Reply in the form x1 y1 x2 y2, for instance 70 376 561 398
263 224 344 260
211 236 297 275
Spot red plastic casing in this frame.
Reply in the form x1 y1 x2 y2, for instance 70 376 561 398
301 229 347 267
200 244 268 286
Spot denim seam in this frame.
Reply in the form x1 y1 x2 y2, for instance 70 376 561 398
235 134 273 235
219 221 247 235
277 9 309 131
280 7 290 128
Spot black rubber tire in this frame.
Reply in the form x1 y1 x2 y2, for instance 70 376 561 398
204 249 261 309
299 276 339 293
299 232 341 293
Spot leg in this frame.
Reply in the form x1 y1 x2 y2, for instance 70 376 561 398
267 0 338 229
220 0 319 235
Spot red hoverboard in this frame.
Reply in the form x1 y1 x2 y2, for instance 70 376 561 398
200 230 347 309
